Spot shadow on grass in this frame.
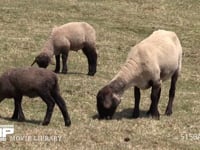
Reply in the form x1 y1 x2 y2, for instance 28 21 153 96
54 71 87 76
92 108 149 120
0 116 41 125
63 72 86 75
115 108 149 120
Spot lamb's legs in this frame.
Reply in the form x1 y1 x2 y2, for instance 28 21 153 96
54 55 60 73
147 82 161 119
61 52 68 74
39 92 55 125
165 70 179 115
133 87 140 118
51 91 71 126
82 46 97 76
12 95 25 121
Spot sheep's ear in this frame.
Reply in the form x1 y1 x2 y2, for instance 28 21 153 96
31 59 37 66
103 95 112 109
103 99 111 109
113 94 121 106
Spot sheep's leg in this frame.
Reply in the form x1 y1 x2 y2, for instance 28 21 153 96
12 95 25 121
82 46 97 76
61 52 68 74
133 87 140 118
148 82 161 120
12 98 19 120
51 91 71 126
165 70 178 116
39 92 55 125
54 55 60 73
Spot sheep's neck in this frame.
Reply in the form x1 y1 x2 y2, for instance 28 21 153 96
111 59 140 96
42 38 54 58
109 77 126 99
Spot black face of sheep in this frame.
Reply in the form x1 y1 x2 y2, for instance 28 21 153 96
31 54 50 68
96 86 120 119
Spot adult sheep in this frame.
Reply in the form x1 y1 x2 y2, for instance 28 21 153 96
97 30 182 120
31 22 97 76
0 67 71 126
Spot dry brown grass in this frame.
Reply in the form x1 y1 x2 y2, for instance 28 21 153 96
0 0 200 149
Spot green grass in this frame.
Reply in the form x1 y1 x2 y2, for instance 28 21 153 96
0 0 200 149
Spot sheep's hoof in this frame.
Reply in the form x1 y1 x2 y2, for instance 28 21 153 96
54 70 60 73
88 72 96 76
146 110 160 120
165 109 172 116
65 120 71 127
146 110 151 116
11 115 18 120
18 117 25 122
61 70 68 74
42 121 49 126
132 109 139 118
152 115 160 120
151 112 160 120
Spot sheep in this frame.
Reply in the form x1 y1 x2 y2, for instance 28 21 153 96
0 67 71 126
31 22 97 76
96 29 182 120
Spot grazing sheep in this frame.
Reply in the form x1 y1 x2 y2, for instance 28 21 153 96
97 30 182 120
0 67 71 126
31 22 97 76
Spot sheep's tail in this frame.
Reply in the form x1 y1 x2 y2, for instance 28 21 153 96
175 34 182 76
178 51 182 76
52 76 59 93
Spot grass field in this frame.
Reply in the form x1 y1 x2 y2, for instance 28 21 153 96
0 0 200 149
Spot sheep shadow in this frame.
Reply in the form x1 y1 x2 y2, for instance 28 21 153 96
66 72 86 75
55 71 89 76
92 108 149 120
0 116 41 125
114 108 149 120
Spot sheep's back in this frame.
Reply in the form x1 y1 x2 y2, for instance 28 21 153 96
52 22 96 51
147 30 182 81
125 30 182 86
9 68 57 96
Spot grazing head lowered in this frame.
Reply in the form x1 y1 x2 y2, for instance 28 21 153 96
97 86 119 119
31 22 97 76
97 79 125 119
96 30 182 120
31 52 51 68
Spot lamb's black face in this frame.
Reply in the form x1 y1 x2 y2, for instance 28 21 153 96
96 86 120 119
36 55 50 68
